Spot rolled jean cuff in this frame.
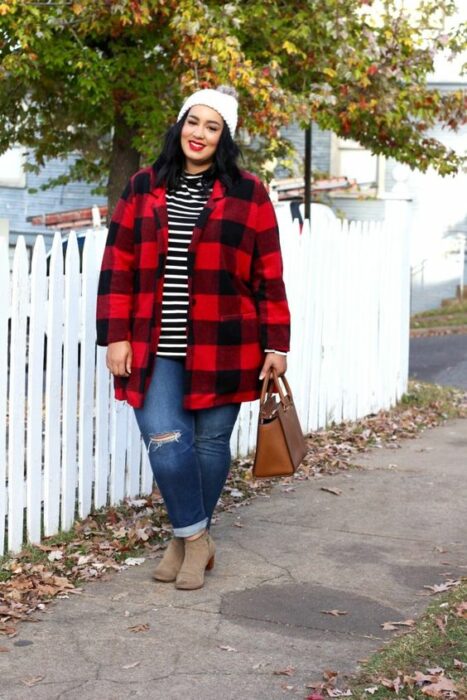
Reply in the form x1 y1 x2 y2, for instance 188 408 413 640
173 517 208 538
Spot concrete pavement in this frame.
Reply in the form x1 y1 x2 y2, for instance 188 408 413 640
1 418 466 700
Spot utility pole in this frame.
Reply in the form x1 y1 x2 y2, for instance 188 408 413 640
304 123 312 221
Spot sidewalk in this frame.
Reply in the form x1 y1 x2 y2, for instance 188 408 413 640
1 418 466 700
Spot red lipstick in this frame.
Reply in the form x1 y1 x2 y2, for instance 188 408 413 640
189 141 205 152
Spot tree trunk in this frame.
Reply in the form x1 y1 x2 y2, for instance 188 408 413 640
106 111 141 220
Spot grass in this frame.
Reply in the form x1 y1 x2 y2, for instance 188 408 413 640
347 582 467 699
411 298 467 329
399 381 466 420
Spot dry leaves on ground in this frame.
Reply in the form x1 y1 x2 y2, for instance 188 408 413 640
424 580 461 595
321 610 348 617
21 676 44 687
381 619 416 631
273 665 296 676
1 381 466 636
367 667 461 698
127 623 149 633
306 669 353 698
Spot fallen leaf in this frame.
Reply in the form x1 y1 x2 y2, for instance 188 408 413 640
426 667 444 675
381 676 402 693
47 550 63 561
454 658 466 669
381 619 415 630
364 687 379 695
320 487 342 496
229 488 243 498
421 676 457 697
435 615 447 634
321 610 348 617
423 580 460 594
281 683 295 690
124 557 145 566
327 690 352 697
77 554 93 565
21 676 44 687
323 669 338 682
412 671 437 683
128 623 149 633
454 601 467 618
126 498 148 508
219 645 238 652
306 694 325 700
122 661 141 669
273 665 296 676
0 646 10 652
233 522 244 528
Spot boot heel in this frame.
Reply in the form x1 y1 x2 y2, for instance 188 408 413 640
206 555 215 571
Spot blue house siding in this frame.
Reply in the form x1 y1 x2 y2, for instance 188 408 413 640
279 123 332 175
0 154 106 247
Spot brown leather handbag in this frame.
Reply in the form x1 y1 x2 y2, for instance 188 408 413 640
252 370 308 478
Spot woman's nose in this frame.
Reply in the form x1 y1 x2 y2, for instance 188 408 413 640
192 126 205 140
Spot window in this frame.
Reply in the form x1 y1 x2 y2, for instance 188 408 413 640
0 147 26 188
331 135 385 195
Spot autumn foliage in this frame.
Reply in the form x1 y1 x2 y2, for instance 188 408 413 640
0 0 465 209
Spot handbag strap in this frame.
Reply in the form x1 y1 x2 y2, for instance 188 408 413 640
260 369 293 408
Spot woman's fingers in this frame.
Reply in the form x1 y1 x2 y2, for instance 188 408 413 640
259 353 287 380
125 352 132 375
106 341 132 376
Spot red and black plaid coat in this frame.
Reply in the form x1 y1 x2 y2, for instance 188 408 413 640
96 166 291 409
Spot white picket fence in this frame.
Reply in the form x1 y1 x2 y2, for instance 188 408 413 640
0 210 410 554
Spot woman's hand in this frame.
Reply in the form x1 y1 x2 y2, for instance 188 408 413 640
106 341 132 377
259 352 287 381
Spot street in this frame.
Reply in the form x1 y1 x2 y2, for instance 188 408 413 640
409 333 467 390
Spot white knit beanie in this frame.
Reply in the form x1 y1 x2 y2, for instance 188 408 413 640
177 86 238 137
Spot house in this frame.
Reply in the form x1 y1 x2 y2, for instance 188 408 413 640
279 52 467 313
0 150 106 268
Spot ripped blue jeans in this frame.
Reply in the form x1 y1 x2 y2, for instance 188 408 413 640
133 357 240 537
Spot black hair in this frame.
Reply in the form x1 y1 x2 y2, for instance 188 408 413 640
153 111 243 193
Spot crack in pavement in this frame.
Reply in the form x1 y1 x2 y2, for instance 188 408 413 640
232 539 298 582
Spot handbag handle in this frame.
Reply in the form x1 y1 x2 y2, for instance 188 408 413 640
260 369 293 409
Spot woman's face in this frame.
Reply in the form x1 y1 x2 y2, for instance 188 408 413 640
180 105 224 173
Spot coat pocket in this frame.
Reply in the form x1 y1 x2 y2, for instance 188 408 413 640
219 312 257 322
218 312 259 345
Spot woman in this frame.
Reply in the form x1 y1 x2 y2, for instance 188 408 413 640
96 86 290 590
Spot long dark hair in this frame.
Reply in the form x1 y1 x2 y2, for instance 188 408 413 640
153 111 242 193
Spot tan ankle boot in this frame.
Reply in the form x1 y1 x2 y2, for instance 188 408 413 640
153 537 185 582
175 531 215 590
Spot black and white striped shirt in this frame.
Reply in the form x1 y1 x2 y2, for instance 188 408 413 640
157 172 212 357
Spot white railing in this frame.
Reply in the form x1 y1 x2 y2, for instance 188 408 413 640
0 211 410 554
